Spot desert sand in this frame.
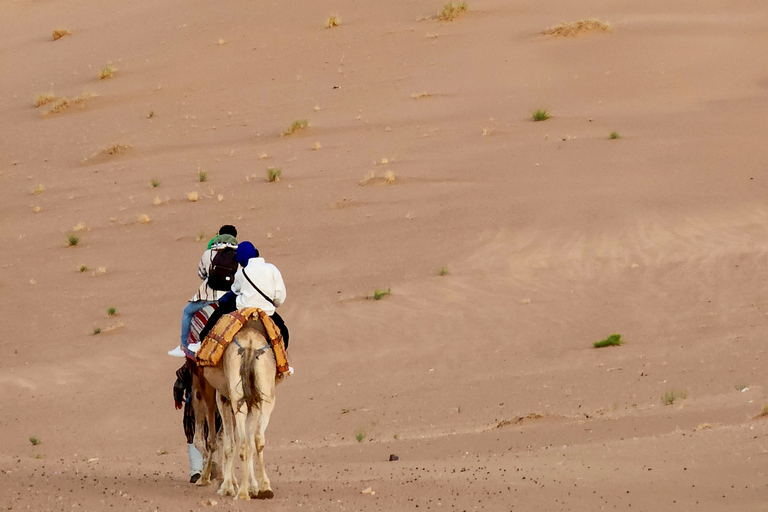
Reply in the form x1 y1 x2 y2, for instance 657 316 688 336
2 0 768 510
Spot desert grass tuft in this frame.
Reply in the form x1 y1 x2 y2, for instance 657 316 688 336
79 264 88 273
52 28 71 41
313 141 322 150
34 93 57 108
593 333 623 348
267 168 282 183
138 214 150 224
609 131 620 140
383 170 396 184
150 178 161 188
42 93 96 117
29 436 41 446
93 326 102 335
98 63 117 80
354 427 368 442
33 184 45 195
282 119 308 136
326 15 340 28
197 169 208 182
532 109 550 122
661 390 687 406
757 404 768 418
438 266 450 276
107 307 117 316
542 19 611 37
437 2 468 21
188 191 199 202
372 288 391 301
102 144 130 155
67 233 80 247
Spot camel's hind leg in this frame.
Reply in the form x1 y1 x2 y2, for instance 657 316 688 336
234 406 254 500
215 394 237 496
196 383 218 486
249 398 275 499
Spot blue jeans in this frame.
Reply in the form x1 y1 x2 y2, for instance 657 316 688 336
181 300 214 353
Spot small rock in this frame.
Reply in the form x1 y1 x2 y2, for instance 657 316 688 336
202 498 218 506
361 487 375 495
389 454 399 462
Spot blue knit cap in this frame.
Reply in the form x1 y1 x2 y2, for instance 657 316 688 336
236 241 258 267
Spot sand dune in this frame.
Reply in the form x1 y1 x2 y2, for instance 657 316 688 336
2 0 768 510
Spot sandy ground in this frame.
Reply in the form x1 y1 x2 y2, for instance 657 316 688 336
2 0 768 510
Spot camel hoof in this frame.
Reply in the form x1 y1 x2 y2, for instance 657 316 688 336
196 478 211 487
235 493 251 501
256 490 274 500
217 484 236 497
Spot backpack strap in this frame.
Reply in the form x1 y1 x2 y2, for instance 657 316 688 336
242 269 276 307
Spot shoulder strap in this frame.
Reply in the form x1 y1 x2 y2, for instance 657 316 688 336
242 269 276 307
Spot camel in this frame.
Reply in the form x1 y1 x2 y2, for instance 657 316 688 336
191 317 277 500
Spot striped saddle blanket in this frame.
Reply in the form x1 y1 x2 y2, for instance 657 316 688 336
196 307 289 374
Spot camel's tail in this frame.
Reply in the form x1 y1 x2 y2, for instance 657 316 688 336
237 345 262 413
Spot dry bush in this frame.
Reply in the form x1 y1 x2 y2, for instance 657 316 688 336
411 91 432 99
188 191 199 202
542 19 611 37
52 28 71 41
34 93 57 107
42 93 95 117
102 144 130 155
384 170 396 183
313 141 322 150
326 16 340 28
138 214 150 224
33 184 45 195
437 2 468 21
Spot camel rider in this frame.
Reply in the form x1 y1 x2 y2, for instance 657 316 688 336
198 241 289 348
172 229 238 358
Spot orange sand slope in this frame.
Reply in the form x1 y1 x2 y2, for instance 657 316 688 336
2 0 768 510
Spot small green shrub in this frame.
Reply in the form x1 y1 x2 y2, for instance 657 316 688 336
609 131 620 140
107 307 117 316
98 63 116 80
372 288 391 300
93 326 102 335
593 333 623 348
267 168 282 183
662 390 687 406
197 169 208 182
438 266 449 276
437 2 468 21
354 427 368 443
150 178 160 188
282 119 308 136
532 109 550 122
29 436 40 446
79 265 88 273
67 234 80 247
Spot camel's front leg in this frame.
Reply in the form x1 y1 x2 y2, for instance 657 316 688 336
251 398 275 499
215 394 237 496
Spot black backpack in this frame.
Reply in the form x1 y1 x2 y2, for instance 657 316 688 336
207 247 238 291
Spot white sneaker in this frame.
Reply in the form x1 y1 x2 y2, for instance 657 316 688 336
168 345 185 358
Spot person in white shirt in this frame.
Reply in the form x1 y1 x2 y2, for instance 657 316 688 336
198 242 289 347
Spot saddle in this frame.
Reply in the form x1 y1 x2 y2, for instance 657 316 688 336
196 307 290 375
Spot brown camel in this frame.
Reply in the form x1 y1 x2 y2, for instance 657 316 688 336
192 318 278 500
